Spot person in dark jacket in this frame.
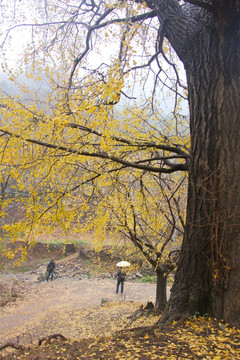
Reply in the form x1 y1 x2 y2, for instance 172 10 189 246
116 267 126 294
46 259 56 281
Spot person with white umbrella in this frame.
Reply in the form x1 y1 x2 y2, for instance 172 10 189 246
115 261 131 294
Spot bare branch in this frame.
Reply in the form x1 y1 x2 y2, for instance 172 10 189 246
68 7 114 88
68 9 157 88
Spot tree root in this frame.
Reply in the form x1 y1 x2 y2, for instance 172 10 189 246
38 333 67 346
158 311 190 326
116 323 159 339
0 342 25 352
0 334 67 355
127 302 156 325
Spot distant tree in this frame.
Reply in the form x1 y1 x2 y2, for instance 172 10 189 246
80 167 186 310
114 175 185 311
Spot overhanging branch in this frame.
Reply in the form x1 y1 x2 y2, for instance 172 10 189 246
0 129 188 173
67 123 189 157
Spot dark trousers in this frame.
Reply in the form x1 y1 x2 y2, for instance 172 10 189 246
46 270 54 281
116 280 124 293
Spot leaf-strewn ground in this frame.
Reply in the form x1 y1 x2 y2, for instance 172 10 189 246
0 246 240 359
1 315 240 359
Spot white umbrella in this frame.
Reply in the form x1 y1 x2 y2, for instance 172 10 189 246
116 261 131 267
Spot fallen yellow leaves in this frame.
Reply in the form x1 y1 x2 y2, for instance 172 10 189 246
1 304 240 359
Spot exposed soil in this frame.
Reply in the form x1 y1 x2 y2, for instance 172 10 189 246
0 275 158 347
0 246 163 358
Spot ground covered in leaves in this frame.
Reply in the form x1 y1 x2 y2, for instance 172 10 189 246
1 243 240 359
1 316 240 359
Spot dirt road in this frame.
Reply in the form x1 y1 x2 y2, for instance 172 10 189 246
0 276 164 347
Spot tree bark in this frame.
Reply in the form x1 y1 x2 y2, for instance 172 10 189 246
155 268 167 311
160 6 240 325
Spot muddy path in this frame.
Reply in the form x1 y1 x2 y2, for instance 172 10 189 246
0 276 165 347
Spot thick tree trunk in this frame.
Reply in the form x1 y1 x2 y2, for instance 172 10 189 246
162 13 240 325
155 269 167 311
